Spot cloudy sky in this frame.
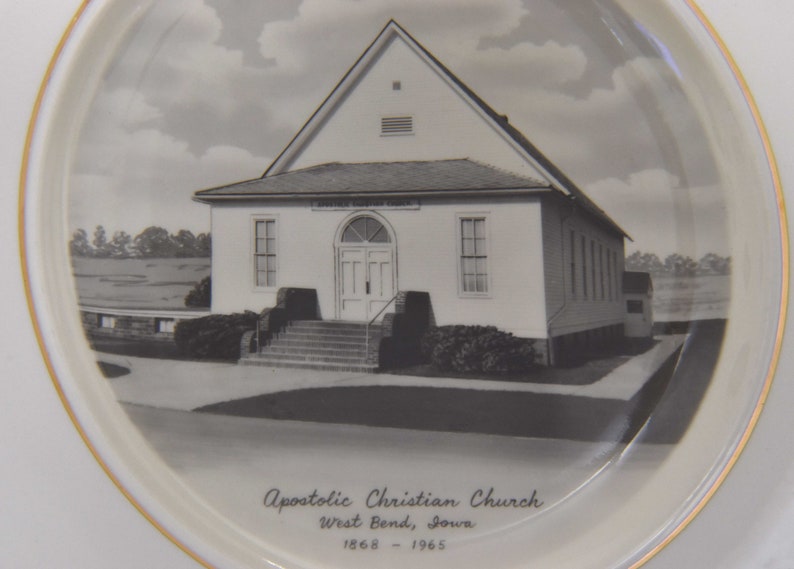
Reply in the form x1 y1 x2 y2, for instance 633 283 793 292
68 0 728 256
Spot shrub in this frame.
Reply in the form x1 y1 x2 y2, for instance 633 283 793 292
421 325 537 375
480 339 537 374
420 325 493 360
174 311 258 360
184 276 211 308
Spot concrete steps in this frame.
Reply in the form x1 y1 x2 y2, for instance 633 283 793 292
241 320 380 373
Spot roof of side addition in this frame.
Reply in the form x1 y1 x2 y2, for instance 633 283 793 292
623 271 654 293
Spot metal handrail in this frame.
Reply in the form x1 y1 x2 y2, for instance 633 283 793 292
365 292 400 356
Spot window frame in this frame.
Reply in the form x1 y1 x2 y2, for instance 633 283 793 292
569 229 576 298
612 250 620 302
581 235 588 299
456 213 491 297
252 216 279 290
154 317 176 334
97 314 117 329
340 216 391 244
590 239 596 300
599 243 605 300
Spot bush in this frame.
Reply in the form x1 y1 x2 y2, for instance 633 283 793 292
174 311 258 360
420 325 493 360
184 276 211 308
421 325 537 375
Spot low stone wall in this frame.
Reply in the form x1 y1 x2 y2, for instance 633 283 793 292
378 291 432 368
80 306 209 343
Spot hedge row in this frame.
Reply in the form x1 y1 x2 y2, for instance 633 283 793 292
420 325 537 375
174 311 258 360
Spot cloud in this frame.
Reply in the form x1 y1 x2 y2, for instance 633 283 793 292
70 114 266 235
204 0 302 66
255 0 531 127
70 0 273 234
101 0 295 159
456 40 588 90
97 87 163 126
585 169 728 256
476 55 719 188
259 0 529 69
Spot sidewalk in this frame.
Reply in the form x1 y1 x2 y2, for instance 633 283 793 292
103 335 686 411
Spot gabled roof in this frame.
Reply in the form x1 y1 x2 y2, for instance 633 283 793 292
194 159 550 202
195 20 628 238
623 271 654 294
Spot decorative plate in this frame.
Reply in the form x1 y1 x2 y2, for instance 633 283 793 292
21 1 786 568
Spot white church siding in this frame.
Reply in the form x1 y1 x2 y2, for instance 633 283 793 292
541 198 626 338
210 196 548 339
396 197 547 337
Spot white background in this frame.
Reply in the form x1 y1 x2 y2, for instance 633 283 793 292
1 1 792 568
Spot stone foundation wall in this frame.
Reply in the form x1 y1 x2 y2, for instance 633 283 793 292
80 308 208 343
549 323 625 366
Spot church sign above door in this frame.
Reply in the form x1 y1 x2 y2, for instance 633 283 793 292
311 198 420 211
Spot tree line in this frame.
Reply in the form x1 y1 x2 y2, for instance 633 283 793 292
625 251 731 276
70 226 211 258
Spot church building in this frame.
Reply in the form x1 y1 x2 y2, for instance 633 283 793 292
194 20 631 367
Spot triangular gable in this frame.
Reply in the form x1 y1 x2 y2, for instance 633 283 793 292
266 20 556 180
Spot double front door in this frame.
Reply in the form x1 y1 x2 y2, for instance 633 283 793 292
338 247 394 321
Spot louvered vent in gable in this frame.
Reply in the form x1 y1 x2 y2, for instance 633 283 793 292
381 115 413 136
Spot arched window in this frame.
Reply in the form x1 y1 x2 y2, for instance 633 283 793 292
341 216 391 243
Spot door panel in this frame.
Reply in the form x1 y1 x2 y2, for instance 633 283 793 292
339 248 366 320
338 247 394 321
367 249 394 319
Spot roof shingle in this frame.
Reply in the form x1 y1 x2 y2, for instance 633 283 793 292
195 159 549 200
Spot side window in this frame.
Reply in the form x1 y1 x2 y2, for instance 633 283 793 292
254 219 277 288
570 229 576 297
459 217 488 294
598 244 604 300
581 236 588 299
590 240 596 299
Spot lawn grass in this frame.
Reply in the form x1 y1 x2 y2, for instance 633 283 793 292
72 257 210 309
